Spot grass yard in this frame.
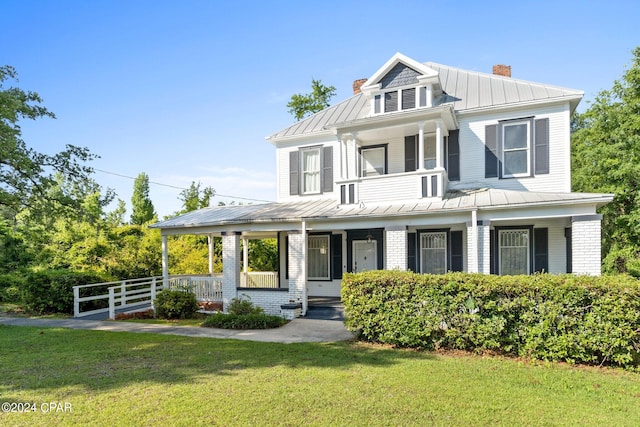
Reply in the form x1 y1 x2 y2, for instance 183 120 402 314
1 326 639 426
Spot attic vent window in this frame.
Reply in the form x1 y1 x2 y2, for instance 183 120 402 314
373 85 431 115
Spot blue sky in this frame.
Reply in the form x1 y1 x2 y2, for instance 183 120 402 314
2 0 638 218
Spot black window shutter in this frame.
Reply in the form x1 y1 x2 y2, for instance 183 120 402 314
485 124 499 178
565 227 572 273
533 228 549 273
322 146 333 193
447 130 460 181
405 135 417 172
421 176 428 197
289 151 299 195
450 230 463 272
331 234 343 280
534 118 549 175
490 229 497 274
407 232 417 272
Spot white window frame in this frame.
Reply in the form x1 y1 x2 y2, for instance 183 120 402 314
307 234 330 280
501 120 531 178
420 231 447 274
498 229 530 275
301 147 321 194
360 146 386 177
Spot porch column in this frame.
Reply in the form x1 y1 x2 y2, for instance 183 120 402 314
287 228 306 315
242 236 249 286
418 122 425 170
478 221 491 274
466 211 479 273
221 232 240 312
571 215 603 276
385 226 407 270
208 234 214 275
435 119 443 169
161 235 169 285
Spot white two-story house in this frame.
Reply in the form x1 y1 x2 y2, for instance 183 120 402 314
152 53 612 318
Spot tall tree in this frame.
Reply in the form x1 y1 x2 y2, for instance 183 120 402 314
130 172 155 224
178 181 214 214
572 47 640 274
0 65 96 218
286 79 336 121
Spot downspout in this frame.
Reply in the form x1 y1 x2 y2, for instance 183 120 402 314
301 220 307 316
471 209 478 273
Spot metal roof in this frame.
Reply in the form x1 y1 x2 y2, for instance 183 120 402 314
267 60 583 141
150 189 612 230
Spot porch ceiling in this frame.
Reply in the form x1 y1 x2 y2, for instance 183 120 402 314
150 189 612 232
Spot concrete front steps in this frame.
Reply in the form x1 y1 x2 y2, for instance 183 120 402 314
305 297 345 321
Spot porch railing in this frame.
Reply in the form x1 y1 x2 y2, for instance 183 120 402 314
240 271 279 288
73 275 223 320
166 275 223 301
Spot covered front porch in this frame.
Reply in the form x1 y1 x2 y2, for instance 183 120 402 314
150 188 611 318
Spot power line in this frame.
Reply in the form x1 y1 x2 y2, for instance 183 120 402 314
92 168 274 203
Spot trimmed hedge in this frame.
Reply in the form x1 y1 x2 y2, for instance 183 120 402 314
22 269 112 315
202 312 287 329
342 271 640 368
155 289 199 319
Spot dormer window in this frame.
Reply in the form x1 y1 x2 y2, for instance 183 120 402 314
372 84 432 114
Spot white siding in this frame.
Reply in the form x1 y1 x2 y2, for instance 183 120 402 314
451 103 571 193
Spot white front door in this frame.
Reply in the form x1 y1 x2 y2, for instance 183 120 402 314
353 240 377 273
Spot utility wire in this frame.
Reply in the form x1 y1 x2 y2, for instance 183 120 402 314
92 168 274 203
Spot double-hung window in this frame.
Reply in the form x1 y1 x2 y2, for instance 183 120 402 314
308 235 330 280
499 229 530 275
361 146 386 177
301 148 321 194
502 120 530 177
420 232 447 274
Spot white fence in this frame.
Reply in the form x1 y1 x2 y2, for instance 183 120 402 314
73 275 223 320
240 272 279 288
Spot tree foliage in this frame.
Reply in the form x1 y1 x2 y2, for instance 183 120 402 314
0 65 96 218
178 181 214 214
286 79 336 121
572 47 640 274
130 172 155 225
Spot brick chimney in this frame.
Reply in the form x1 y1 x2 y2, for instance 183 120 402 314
352 78 367 94
493 64 511 77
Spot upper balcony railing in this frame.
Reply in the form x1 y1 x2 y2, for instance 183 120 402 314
336 168 448 205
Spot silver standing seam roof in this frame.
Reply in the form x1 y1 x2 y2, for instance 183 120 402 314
150 189 612 230
267 62 583 141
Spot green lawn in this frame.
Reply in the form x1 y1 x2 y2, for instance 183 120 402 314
1 326 639 426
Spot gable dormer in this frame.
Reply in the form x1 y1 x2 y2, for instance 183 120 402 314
360 53 442 116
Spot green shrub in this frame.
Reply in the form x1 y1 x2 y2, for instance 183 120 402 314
0 273 26 303
342 271 640 368
228 296 263 315
22 269 112 315
202 312 286 329
154 289 199 319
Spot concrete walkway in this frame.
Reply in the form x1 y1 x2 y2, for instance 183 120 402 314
0 316 355 344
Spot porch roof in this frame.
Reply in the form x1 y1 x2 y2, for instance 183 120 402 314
150 189 612 230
